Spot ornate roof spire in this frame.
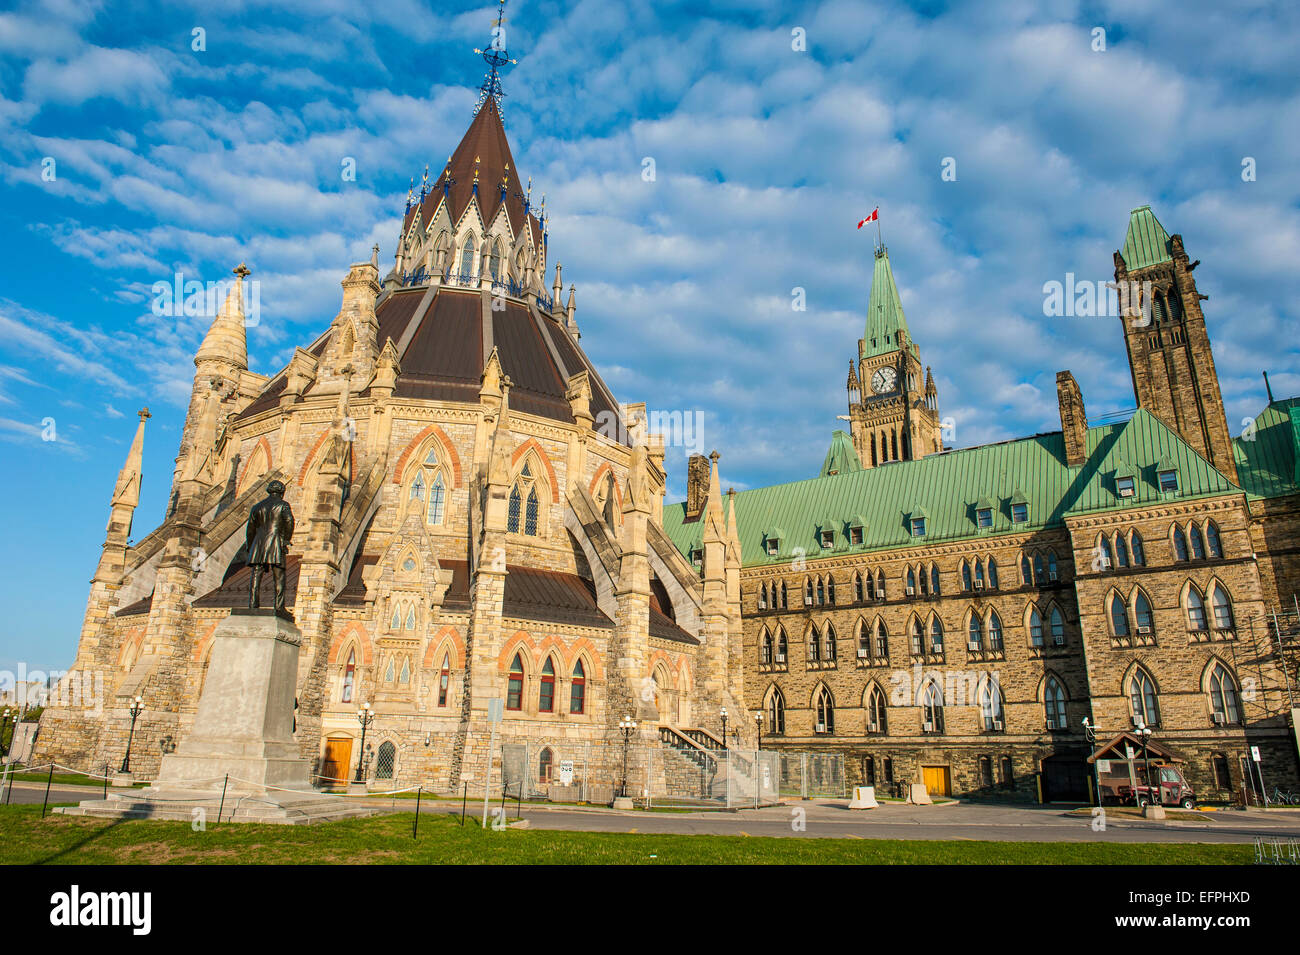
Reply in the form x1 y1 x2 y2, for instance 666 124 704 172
473 0 518 116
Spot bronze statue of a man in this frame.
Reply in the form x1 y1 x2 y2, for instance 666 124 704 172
246 479 295 613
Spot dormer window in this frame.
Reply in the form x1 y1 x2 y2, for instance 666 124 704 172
690 547 702 568
1011 503 1029 524
766 539 779 556
1116 475 1135 498
850 526 864 545
820 530 834 549
910 517 926 537
976 508 992 528
1158 469 1179 493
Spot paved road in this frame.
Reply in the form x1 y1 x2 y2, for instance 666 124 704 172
13 782 1300 844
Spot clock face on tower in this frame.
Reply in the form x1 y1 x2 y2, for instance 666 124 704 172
870 367 898 394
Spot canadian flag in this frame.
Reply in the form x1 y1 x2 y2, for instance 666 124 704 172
857 208 879 229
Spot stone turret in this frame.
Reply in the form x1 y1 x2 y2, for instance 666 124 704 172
174 265 250 509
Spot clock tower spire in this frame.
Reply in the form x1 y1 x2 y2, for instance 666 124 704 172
847 246 944 467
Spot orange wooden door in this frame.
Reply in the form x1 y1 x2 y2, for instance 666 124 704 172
922 765 951 797
321 739 352 788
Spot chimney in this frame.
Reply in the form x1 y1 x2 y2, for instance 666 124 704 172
1056 370 1088 467
684 453 711 521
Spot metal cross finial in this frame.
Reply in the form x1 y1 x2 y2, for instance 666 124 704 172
138 407 151 422
472 0 518 115
233 262 250 279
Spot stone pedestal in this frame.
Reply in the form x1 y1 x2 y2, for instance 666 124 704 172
59 611 378 825
157 610 310 790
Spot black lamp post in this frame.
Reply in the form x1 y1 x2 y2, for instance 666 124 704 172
720 706 728 749
1082 716 1102 806
754 711 763 752
618 716 637 798
1136 720 1154 797
354 702 375 783
119 695 144 773
0 707 11 759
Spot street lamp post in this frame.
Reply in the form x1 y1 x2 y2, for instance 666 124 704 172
720 706 728 750
119 695 144 774
1135 719 1154 799
0 707 11 759
618 716 637 798
354 702 375 784
754 711 763 752
1082 716 1102 807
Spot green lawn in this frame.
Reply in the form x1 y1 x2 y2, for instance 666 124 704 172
0 806 1253 864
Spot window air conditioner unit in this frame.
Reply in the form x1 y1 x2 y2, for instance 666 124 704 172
1048 570 1059 581
922 722 934 732
775 653 786 663
1137 625 1152 635
992 719 1003 731
1211 713 1226 725
1053 636 1065 646
867 723 878 734
968 641 981 651
804 596 813 606
816 724 826 734
875 589 885 599
857 648 869 659
906 586 915 596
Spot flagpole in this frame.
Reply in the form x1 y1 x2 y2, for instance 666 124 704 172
876 212 882 251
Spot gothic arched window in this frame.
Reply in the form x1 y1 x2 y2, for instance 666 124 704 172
539 657 556 712
506 653 524 711
437 652 450 707
1045 676 1067 729
1211 583 1234 629
1109 592 1129 637
767 688 785 735
922 682 944 733
341 649 356 703
375 741 396 780
1208 663 1240 724
979 680 1003 731
814 687 834 734
570 659 586 714
1029 608 1044 647
1131 531 1145 566
930 616 944 654
1185 586 1207 631
1206 521 1223 559
1173 525 1189 561
866 684 887 734
1129 666 1160 727
459 234 476 276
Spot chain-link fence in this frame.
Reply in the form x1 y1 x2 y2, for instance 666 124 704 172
496 738 782 809
776 752 847 799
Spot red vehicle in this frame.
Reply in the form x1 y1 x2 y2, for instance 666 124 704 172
1115 765 1197 809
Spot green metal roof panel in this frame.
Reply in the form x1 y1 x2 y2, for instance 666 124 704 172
862 247 911 358
1233 397 1300 500
1121 205 1173 271
662 410 1241 568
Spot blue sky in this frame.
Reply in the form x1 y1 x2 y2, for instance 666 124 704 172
1 0 1297 671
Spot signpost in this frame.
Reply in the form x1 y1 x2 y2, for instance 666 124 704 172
558 759 574 786
481 697 503 828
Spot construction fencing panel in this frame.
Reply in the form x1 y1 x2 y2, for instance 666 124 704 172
776 752 847 799
498 738 784 809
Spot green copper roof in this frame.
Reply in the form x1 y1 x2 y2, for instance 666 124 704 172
819 430 863 478
1233 397 1300 500
1121 205 1173 271
663 410 1240 568
863 247 914 358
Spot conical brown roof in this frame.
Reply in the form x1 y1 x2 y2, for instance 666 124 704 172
406 98 541 247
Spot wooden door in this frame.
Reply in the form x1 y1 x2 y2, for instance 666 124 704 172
922 765 951 797
320 738 352 789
